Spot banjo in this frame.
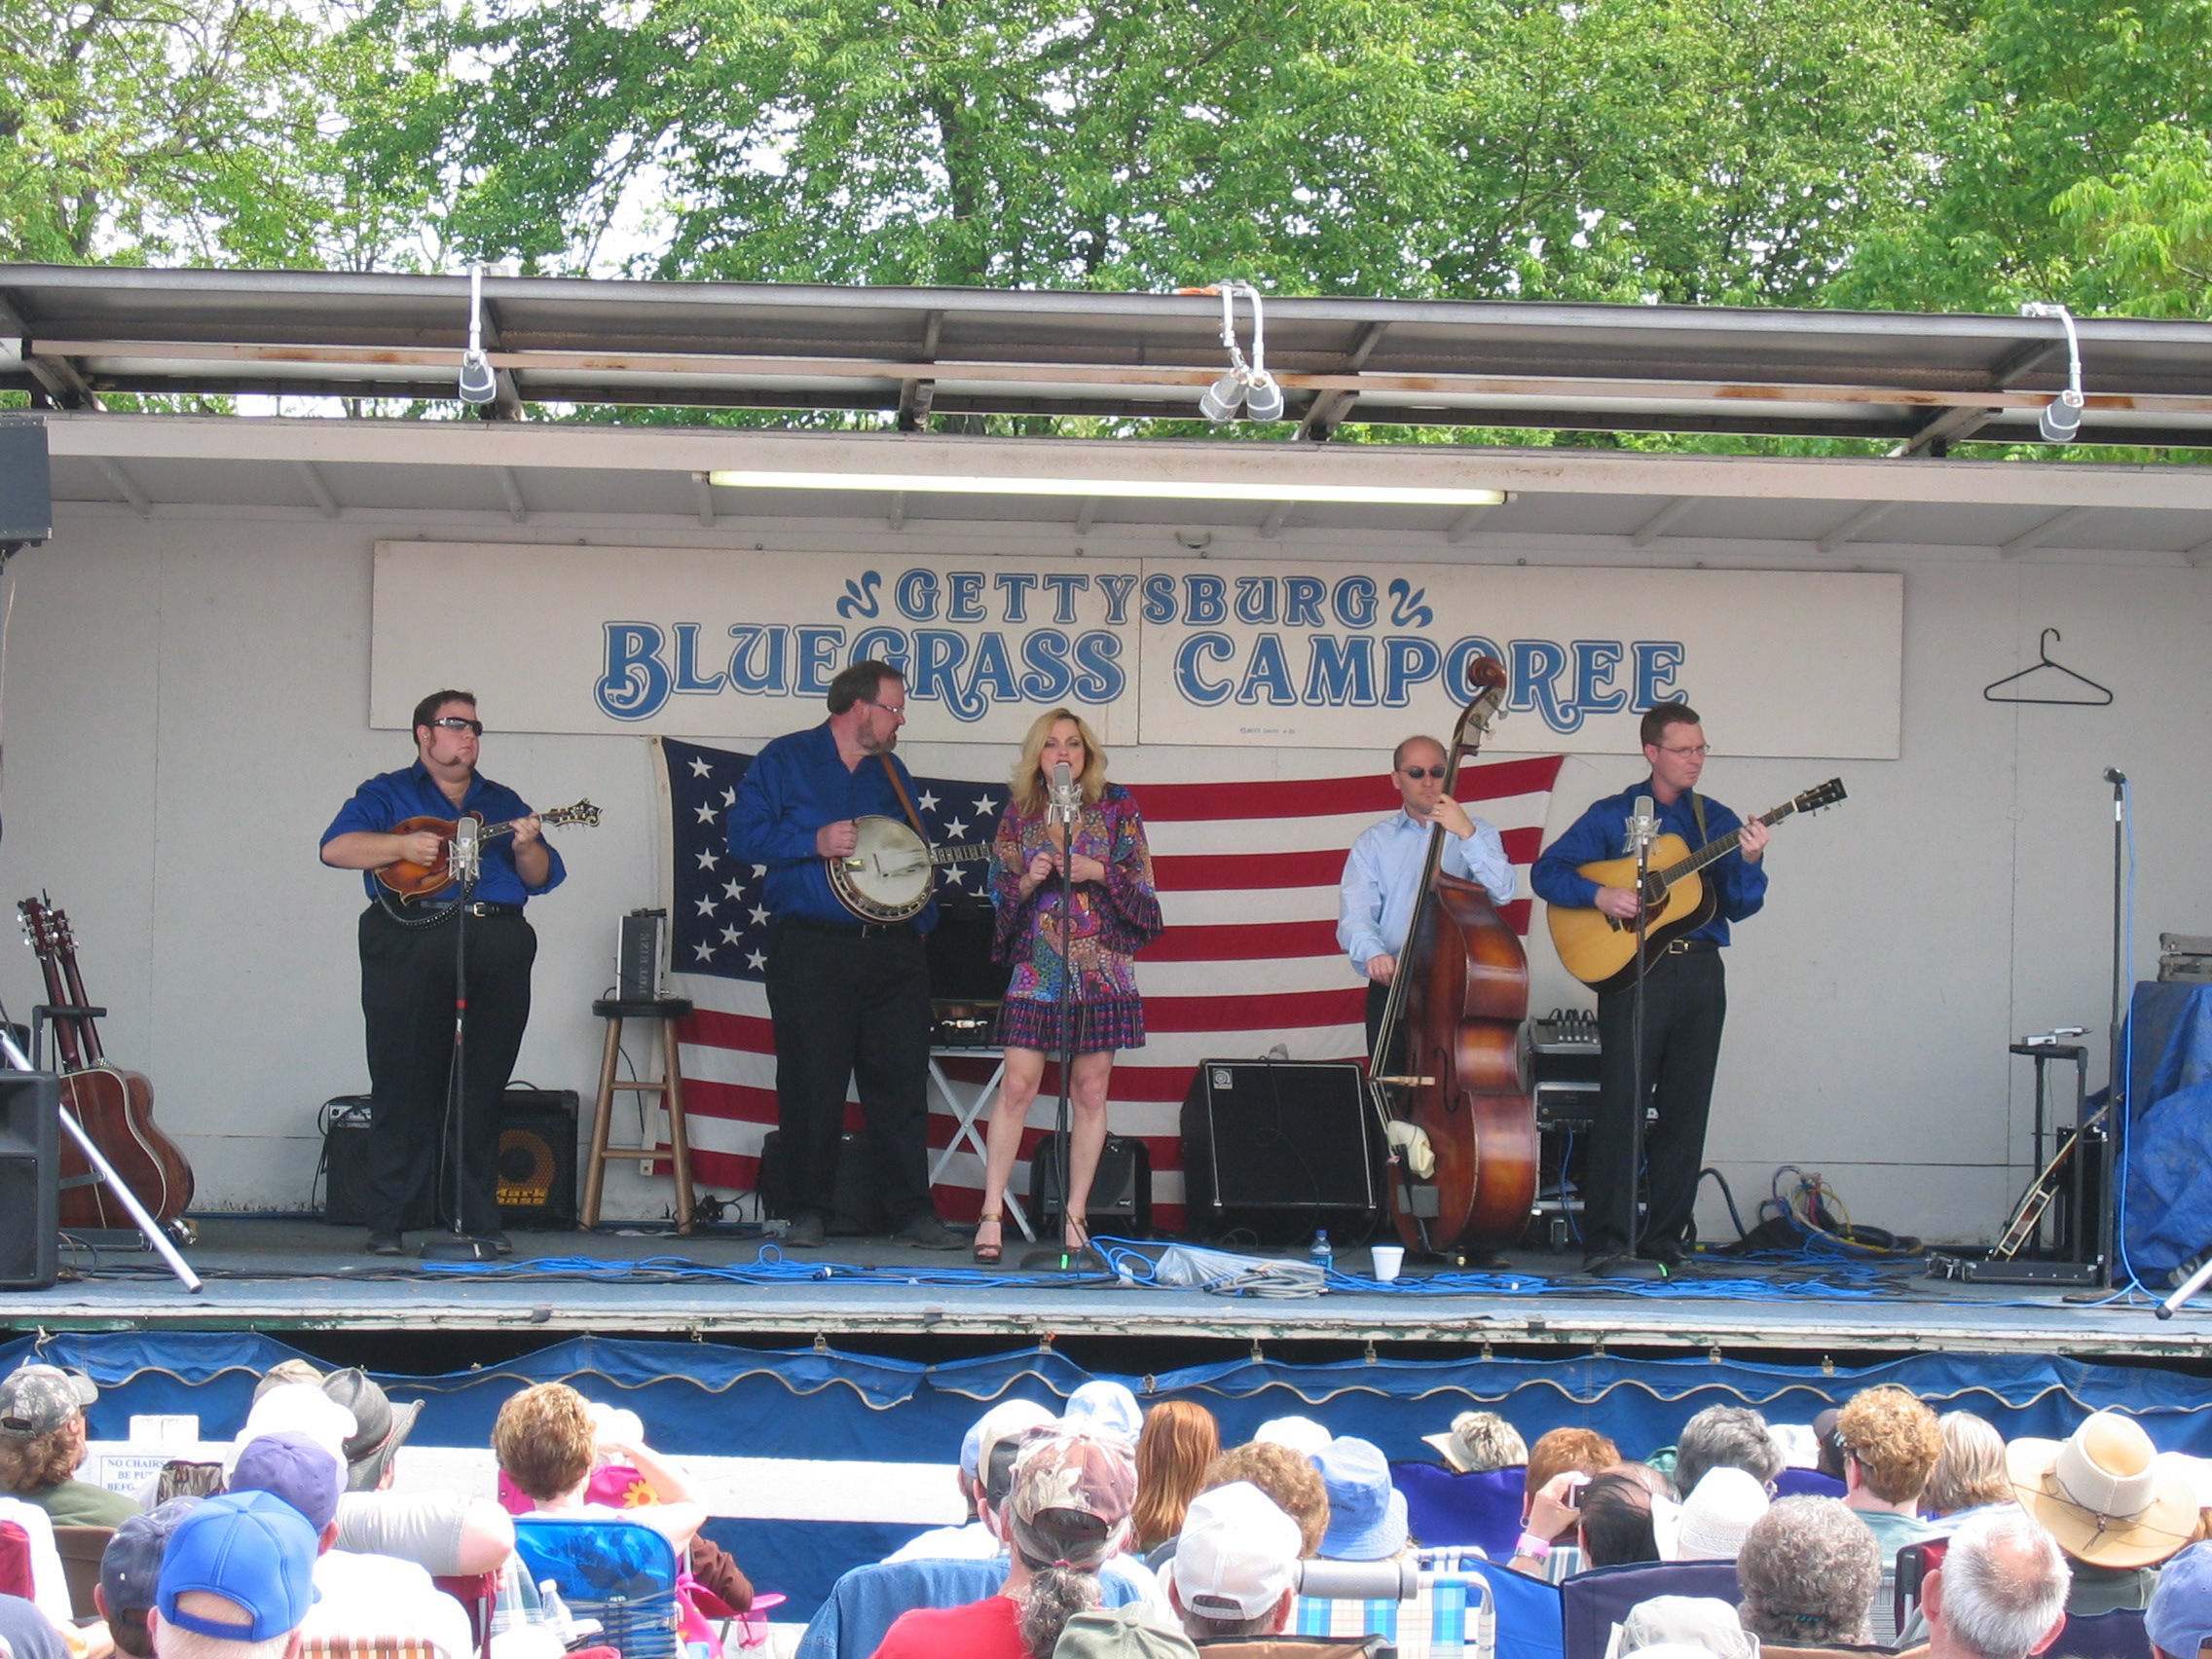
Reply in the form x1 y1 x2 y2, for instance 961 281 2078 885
828 816 996 923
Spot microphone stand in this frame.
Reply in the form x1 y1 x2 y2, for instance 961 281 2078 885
1022 777 1088 1271
1624 796 1656 1271
423 820 498 1262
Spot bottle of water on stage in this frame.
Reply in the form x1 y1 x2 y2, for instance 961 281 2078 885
1309 1229 1333 1277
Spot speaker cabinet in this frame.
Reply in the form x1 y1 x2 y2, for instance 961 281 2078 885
1028 1131 1152 1235
322 1088 578 1229
1180 1060 1381 1240
0 1072 60 1290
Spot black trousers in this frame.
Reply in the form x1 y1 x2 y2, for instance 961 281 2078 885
357 905 535 1235
1585 947 1726 1259
763 920 935 1228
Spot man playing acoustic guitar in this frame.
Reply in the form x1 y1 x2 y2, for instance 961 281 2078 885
320 690 565 1257
1531 701 1767 1278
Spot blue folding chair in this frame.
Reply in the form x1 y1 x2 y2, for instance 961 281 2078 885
1394 1462 1529 1561
1774 1469 1846 1499
513 1515 686 1659
1560 1560 1742 1659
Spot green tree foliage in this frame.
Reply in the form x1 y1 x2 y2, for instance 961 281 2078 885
0 0 443 268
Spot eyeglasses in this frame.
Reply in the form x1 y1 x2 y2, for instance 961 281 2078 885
1401 765 1450 781
428 716 484 736
860 698 907 721
1658 744 1710 758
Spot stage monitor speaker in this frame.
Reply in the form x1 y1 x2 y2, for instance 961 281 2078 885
321 1088 578 1229
0 419 52 547
1180 1059 1381 1240
1028 1131 1152 1235
618 909 665 1003
0 1072 60 1290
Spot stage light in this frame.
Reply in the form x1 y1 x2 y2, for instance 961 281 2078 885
702 469 1509 507
458 266 497 406
1185 280 1284 424
2021 303 2084 444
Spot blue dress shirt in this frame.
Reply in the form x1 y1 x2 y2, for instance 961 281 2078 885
1530 782 1766 947
321 761 566 907
726 722 938 932
1338 810 1517 971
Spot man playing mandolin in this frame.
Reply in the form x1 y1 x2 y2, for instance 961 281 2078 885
1338 735 1518 1060
726 661 963 1252
320 690 565 1257
1530 701 1767 1278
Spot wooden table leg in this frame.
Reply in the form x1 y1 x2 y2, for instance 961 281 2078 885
663 1014 695 1234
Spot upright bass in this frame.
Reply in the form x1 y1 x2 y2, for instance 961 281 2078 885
1365 657 1537 1257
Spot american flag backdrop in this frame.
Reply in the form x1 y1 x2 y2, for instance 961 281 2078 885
656 735 1563 1233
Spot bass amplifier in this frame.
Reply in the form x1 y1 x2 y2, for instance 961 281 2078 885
0 1072 60 1290
1180 1060 1382 1241
1028 1131 1152 1235
321 1088 578 1229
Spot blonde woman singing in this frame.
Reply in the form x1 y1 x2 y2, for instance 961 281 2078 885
972 709 1162 1264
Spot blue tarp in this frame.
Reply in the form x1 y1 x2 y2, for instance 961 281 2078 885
2124 981 2212 1276
9 1331 2212 1619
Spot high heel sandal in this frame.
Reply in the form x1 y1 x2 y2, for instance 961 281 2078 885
1062 1216 1092 1260
972 1212 1004 1266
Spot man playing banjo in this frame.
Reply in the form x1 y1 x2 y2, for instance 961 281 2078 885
727 661 964 1251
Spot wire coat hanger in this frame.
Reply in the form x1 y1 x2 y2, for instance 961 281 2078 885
1983 628 2114 706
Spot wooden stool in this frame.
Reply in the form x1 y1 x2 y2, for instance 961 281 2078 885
581 996 696 1233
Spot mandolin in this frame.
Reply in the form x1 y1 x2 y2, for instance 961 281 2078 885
376 798 601 903
1545 779 1846 991
18 896 197 1232
828 816 996 924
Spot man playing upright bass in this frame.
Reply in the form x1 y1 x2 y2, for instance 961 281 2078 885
1530 701 1768 1278
1338 734 1518 1064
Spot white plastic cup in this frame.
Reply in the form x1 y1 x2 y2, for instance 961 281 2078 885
1371 1244 1406 1283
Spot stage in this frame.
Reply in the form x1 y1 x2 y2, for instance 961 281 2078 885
8 1215 2212 1365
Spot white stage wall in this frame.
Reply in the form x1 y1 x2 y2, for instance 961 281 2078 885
1 510 2203 1243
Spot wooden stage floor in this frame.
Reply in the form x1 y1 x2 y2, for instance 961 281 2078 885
3 1216 2207 1365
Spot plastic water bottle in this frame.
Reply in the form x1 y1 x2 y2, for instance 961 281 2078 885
1309 1229 1334 1279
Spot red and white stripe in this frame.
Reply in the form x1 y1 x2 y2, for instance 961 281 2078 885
671 756 1561 1231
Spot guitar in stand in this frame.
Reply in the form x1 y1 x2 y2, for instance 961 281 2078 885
12 897 202 1291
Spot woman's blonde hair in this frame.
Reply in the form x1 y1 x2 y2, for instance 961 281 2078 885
1011 708 1109 818
1924 1411 2012 1515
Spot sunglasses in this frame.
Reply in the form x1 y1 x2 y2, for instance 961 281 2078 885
1402 765 1451 781
427 716 484 736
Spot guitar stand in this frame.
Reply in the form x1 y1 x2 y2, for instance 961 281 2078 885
0 1026 203 1293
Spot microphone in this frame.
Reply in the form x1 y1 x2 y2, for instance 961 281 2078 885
1628 793 1656 854
449 813 481 885
2104 767 2127 786
1050 761 1080 826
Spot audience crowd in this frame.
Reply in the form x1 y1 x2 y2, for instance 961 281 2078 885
4 1355 2212 1659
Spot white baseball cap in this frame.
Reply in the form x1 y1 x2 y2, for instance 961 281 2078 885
1063 1381 1143 1444
1173 1482 1302 1621
1251 1416 1332 1456
226 1383 355 1484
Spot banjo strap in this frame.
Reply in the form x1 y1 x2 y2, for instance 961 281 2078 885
878 755 930 842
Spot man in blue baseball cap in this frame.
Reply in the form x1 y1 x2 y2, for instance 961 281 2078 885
150 1490 319 1659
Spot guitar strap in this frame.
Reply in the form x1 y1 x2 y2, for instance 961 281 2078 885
1689 789 1708 844
878 755 930 842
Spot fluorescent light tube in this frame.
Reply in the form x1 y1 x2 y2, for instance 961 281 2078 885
703 469 1508 507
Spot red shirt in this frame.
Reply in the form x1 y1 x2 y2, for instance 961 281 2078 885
870 1594 1027 1659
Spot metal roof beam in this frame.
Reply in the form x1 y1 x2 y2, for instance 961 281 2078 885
896 311 943 433
1631 498 1700 547
494 465 529 523
2002 504 2098 556
1816 501 1898 553
1298 321 1390 442
690 470 716 528
292 460 341 519
94 458 151 516
1445 503 1494 544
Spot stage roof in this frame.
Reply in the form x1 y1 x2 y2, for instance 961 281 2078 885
10 263 2212 451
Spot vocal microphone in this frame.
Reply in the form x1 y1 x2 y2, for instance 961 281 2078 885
2104 767 2127 786
1050 760 1081 826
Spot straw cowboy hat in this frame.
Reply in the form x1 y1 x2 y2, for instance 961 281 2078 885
2007 1410 2200 1568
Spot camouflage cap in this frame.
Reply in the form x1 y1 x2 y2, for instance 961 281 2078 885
0 1363 97 1437
1006 1429 1136 1570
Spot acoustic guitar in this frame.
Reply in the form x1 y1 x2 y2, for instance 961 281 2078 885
828 817 996 923
1546 779 1846 991
375 798 602 903
18 896 197 1232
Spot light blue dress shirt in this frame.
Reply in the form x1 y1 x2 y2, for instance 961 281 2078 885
1337 809 1516 972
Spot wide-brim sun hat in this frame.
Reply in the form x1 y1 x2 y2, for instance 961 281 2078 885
2007 1410 2198 1568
